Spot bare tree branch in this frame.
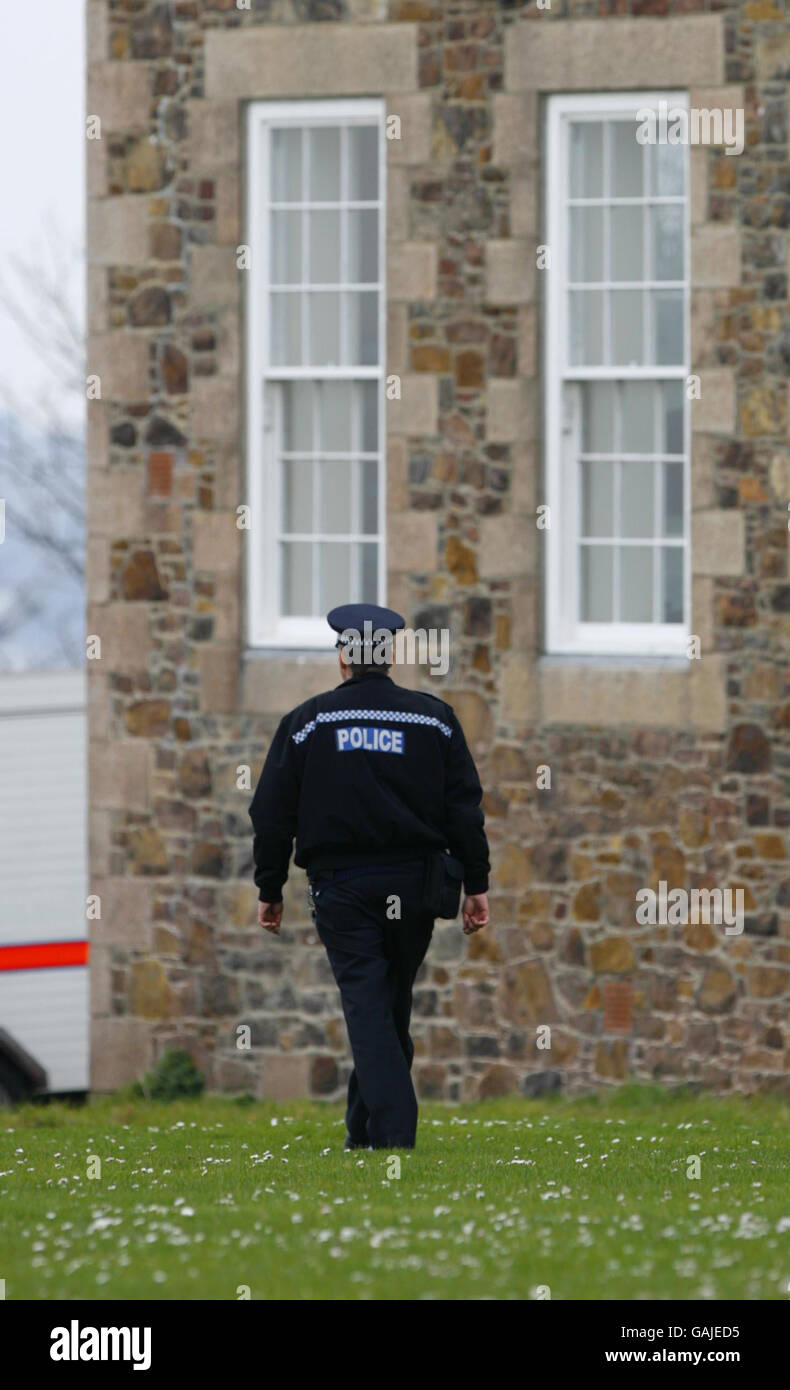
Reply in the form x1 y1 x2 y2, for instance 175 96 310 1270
0 239 85 664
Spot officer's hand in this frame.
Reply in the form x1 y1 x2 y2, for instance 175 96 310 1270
462 893 489 935
258 901 283 935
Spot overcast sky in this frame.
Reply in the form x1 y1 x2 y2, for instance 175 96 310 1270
0 1 84 421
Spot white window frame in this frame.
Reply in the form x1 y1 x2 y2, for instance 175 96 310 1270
544 91 691 657
246 98 387 649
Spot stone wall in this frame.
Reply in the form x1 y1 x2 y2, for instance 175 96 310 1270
86 0 790 1099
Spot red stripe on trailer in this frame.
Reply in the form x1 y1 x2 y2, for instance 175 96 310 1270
0 940 89 971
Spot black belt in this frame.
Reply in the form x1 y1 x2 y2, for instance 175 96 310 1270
309 857 426 885
307 845 434 875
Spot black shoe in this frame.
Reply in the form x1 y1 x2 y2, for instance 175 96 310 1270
343 1133 369 1150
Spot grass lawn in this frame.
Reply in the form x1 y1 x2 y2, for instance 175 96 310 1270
1 1085 789 1301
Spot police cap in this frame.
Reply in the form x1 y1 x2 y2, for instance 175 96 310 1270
327 603 405 665
327 603 405 638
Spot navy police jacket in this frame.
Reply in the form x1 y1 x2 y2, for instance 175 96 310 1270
248 669 490 902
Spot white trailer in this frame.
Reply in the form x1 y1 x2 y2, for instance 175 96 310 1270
0 669 88 1098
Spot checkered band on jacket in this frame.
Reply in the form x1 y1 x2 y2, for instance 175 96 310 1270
292 708 453 745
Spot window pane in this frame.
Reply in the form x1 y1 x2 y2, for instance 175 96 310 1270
360 541 379 600
570 290 604 365
651 204 684 281
661 380 684 454
569 121 604 197
553 100 689 648
347 291 378 366
321 382 352 451
620 546 653 621
651 141 684 197
610 289 643 365
581 545 613 621
320 541 351 608
653 290 683 364
271 211 302 283
281 542 312 615
621 460 654 539
271 292 302 365
360 459 378 534
570 207 604 282
610 120 643 197
309 127 341 201
262 117 384 633
349 126 378 201
309 292 341 366
620 381 654 454
663 461 684 537
348 209 378 283
582 460 614 537
610 205 643 282
361 381 378 452
282 459 313 534
320 459 352 534
282 381 314 451
309 210 340 283
271 128 302 202
581 382 615 453
662 546 684 622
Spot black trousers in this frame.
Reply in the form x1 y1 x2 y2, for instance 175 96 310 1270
311 862 434 1149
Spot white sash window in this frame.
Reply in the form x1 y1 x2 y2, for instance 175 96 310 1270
545 93 690 656
246 100 386 647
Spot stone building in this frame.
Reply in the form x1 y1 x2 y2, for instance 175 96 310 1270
86 0 790 1100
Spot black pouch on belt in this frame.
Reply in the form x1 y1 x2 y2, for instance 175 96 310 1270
424 850 465 919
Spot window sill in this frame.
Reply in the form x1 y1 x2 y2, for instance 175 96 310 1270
540 653 689 670
536 653 726 732
244 645 336 658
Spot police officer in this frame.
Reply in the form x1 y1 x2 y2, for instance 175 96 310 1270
248 603 490 1151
